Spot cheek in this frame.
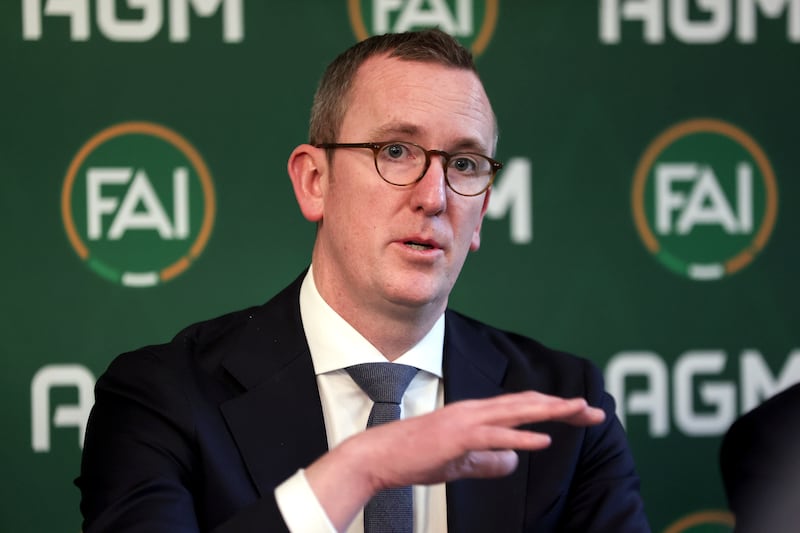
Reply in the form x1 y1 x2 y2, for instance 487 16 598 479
457 202 486 230
459 205 486 252
328 179 384 236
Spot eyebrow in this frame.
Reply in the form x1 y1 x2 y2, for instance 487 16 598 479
368 122 420 140
368 122 490 154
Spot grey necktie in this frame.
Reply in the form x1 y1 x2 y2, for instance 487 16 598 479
346 362 419 533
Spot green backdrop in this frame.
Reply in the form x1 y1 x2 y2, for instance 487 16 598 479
2 1 798 531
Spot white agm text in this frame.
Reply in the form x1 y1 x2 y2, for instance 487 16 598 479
22 0 244 42
599 0 800 43
606 348 800 437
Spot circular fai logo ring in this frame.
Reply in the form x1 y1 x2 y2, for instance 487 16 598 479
663 509 735 533
61 121 216 287
632 118 778 281
347 0 499 57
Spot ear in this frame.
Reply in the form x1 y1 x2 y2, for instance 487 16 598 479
288 144 327 222
469 188 492 251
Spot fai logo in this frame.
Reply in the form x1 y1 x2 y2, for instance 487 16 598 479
61 122 215 287
632 118 778 280
348 0 499 56
663 510 734 533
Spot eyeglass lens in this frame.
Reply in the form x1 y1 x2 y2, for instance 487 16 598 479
376 142 493 195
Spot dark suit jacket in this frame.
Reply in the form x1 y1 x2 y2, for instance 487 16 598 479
77 273 649 532
720 382 800 533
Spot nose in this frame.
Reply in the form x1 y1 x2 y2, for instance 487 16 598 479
411 156 447 215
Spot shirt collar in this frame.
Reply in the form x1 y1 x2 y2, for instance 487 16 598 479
299 266 444 378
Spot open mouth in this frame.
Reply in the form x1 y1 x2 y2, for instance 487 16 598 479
404 241 434 251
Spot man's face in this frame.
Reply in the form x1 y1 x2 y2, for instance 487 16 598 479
312 55 495 319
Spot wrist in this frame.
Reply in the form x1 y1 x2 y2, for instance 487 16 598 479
304 432 384 530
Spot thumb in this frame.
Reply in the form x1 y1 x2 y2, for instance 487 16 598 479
450 450 519 480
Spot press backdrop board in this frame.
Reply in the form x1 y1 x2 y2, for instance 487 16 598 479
2 1 798 531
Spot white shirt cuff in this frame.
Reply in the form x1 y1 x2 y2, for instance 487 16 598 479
275 469 338 533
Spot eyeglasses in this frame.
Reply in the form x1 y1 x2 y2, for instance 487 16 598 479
314 141 503 197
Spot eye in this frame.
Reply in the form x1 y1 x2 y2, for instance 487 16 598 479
450 156 479 174
383 143 410 160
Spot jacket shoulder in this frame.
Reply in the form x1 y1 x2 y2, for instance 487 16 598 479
105 273 305 380
445 309 605 399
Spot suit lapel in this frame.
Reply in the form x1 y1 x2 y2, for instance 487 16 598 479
219 275 328 497
443 311 529 533
211 281 531 527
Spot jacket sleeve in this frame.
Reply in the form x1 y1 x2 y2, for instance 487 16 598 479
558 360 651 533
76 348 290 533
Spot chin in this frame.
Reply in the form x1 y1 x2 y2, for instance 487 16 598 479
383 278 449 310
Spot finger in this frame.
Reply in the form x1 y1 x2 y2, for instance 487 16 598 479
471 395 602 428
466 425 553 452
445 449 520 480
559 406 606 426
472 390 569 408
449 392 571 423
452 391 572 414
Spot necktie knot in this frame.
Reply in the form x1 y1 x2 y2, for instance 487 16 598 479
345 362 419 406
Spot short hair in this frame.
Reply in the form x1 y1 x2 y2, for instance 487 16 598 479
308 29 479 145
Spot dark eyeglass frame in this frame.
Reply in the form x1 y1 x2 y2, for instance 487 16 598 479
314 140 503 197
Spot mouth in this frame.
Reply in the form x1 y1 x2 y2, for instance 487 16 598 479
404 240 435 251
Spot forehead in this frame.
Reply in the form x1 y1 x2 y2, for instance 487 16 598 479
340 55 496 151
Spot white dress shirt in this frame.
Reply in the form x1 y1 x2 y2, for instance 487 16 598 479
274 267 448 533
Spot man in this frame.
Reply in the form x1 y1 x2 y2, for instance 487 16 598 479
720 382 800 532
77 29 649 532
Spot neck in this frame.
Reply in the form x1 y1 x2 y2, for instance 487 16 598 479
337 303 443 361
310 264 445 361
